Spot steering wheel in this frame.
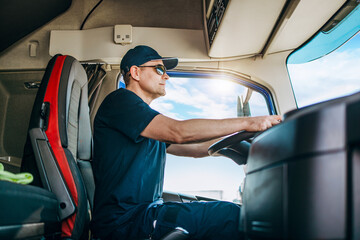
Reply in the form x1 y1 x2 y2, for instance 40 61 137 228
208 131 261 165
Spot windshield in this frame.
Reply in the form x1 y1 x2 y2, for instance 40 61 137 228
287 3 360 108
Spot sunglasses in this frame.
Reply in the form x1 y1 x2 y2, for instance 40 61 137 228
138 64 167 76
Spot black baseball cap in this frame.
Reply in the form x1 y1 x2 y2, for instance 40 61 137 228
120 45 178 75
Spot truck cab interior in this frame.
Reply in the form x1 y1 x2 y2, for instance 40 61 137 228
0 0 359 239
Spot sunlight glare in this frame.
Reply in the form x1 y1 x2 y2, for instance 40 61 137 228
207 78 237 95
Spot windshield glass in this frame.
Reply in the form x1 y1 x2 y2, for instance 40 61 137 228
287 3 360 108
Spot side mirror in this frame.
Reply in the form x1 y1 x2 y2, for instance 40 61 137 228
237 88 253 117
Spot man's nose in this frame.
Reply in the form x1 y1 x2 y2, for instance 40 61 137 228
163 72 170 80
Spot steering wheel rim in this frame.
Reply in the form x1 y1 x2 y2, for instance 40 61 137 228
208 131 260 156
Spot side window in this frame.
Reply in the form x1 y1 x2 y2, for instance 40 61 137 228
150 73 273 202
118 73 126 88
246 90 270 117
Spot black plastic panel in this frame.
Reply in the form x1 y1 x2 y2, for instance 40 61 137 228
352 147 360 239
243 91 360 239
247 102 346 174
244 165 283 238
0 0 72 53
29 128 75 220
287 152 346 239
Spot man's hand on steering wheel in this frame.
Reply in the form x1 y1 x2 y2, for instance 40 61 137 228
243 115 282 132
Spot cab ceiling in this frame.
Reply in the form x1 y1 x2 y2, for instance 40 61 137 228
0 0 348 60
83 0 347 58
0 0 203 54
82 0 204 30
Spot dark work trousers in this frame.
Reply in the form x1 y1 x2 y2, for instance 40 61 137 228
109 201 243 240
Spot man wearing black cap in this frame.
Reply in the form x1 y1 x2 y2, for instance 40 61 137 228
91 45 281 240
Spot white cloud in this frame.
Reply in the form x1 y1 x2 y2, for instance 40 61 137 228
288 48 360 107
151 78 245 119
150 101 181 119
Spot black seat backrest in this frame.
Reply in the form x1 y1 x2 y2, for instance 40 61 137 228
21 55 94 240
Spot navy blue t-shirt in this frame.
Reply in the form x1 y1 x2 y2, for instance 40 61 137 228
91 88 167 238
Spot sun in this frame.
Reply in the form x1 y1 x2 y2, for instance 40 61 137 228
207 78 237 95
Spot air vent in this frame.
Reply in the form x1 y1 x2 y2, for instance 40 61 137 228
205 0 230 46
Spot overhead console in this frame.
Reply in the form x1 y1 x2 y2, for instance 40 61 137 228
203 0 287 58
202 0 346 58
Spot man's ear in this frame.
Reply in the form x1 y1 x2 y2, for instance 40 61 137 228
129 66 140 81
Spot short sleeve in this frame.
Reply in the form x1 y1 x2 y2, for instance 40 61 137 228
95 89 160 142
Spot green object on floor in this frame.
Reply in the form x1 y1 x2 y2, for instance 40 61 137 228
0 163 33 184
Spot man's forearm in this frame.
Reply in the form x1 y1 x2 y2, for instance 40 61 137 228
142 114 281 144
166 138 222 158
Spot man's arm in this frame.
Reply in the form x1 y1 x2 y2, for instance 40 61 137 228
141 114 281 144
166 138 222 158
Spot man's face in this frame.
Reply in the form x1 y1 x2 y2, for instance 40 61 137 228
138 59 169 99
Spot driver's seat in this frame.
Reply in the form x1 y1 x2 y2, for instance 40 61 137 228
21 54 188 240
21 54 93 239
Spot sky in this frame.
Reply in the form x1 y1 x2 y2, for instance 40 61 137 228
151 77 245 119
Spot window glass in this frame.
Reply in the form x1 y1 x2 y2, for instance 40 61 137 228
150 75 270 202
288 32 360 108
248 91 269 117
118 73 126 88
287 4 360 108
